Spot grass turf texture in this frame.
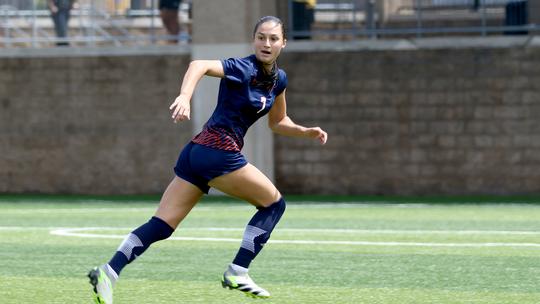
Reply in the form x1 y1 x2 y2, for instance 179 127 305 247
0 196 539 303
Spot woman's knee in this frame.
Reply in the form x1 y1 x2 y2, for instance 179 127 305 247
269 196 286 212
251 188 281 208
256 190 283 208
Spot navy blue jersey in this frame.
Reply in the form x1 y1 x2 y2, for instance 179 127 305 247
192 55 287 151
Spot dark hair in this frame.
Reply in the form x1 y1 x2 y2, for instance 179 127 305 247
252 16 286 39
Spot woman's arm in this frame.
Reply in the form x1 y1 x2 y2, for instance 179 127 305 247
170 60 224 123
268 90 328 145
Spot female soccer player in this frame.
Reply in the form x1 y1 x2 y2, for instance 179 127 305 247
88 15 327 303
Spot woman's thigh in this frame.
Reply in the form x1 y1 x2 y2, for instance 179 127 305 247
208 163 281 208
154 176 204 228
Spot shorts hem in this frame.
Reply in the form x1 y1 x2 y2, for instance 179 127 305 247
174 170 210 194
212 161 248 180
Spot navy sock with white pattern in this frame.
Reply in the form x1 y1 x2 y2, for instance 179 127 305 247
108 216 174 276
232 197 286 268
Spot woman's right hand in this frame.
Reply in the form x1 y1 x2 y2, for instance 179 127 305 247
169 95 191 123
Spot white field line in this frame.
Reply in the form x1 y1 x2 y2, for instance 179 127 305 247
2 226 540 247
2 225 540 235
2 226 540 235
3 202 537 214
40 227 540 248
3 226 540 235
0 226 540 235
0 204 368 213
180 227 540 235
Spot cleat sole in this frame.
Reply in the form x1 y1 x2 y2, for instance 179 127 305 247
88 269 99 293
222 276 270 299
221 280 232 290
88 268 107 304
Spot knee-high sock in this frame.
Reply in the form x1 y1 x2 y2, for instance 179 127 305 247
232 197 286 268
108 216 174 276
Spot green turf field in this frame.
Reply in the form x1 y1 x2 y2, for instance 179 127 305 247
0 196 539 303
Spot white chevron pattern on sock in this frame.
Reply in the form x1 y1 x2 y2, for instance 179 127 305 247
240 225 267 253
117 233 143 260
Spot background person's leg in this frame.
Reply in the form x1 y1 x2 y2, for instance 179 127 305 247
51 13 62 46
55 9 70 46
160 9 180 43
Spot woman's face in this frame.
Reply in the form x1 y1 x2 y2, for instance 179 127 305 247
253 21 286 65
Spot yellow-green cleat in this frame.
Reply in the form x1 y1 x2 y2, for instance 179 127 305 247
88 266 114 304
221 270 270 298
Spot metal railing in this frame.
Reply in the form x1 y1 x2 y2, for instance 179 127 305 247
0 0 539 48
0 0 191 48
288 0 539 40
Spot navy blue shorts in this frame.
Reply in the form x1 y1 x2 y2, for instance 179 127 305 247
174 142 248 194
159 0 181 10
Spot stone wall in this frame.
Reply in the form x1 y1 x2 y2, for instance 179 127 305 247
0 49 192 194
2 38 540 195
276 38 540 195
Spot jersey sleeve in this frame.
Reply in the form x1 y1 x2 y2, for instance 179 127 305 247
221 57 251 83
275 69 288 96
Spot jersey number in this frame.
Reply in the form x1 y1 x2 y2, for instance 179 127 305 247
256 96 267 114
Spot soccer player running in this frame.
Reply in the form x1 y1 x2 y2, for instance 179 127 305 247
88 15 327 303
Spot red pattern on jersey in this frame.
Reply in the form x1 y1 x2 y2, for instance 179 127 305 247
192 126 243 151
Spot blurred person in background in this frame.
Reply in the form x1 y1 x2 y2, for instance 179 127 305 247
159 0 183 43
292 0 316 40
47 0 76 46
